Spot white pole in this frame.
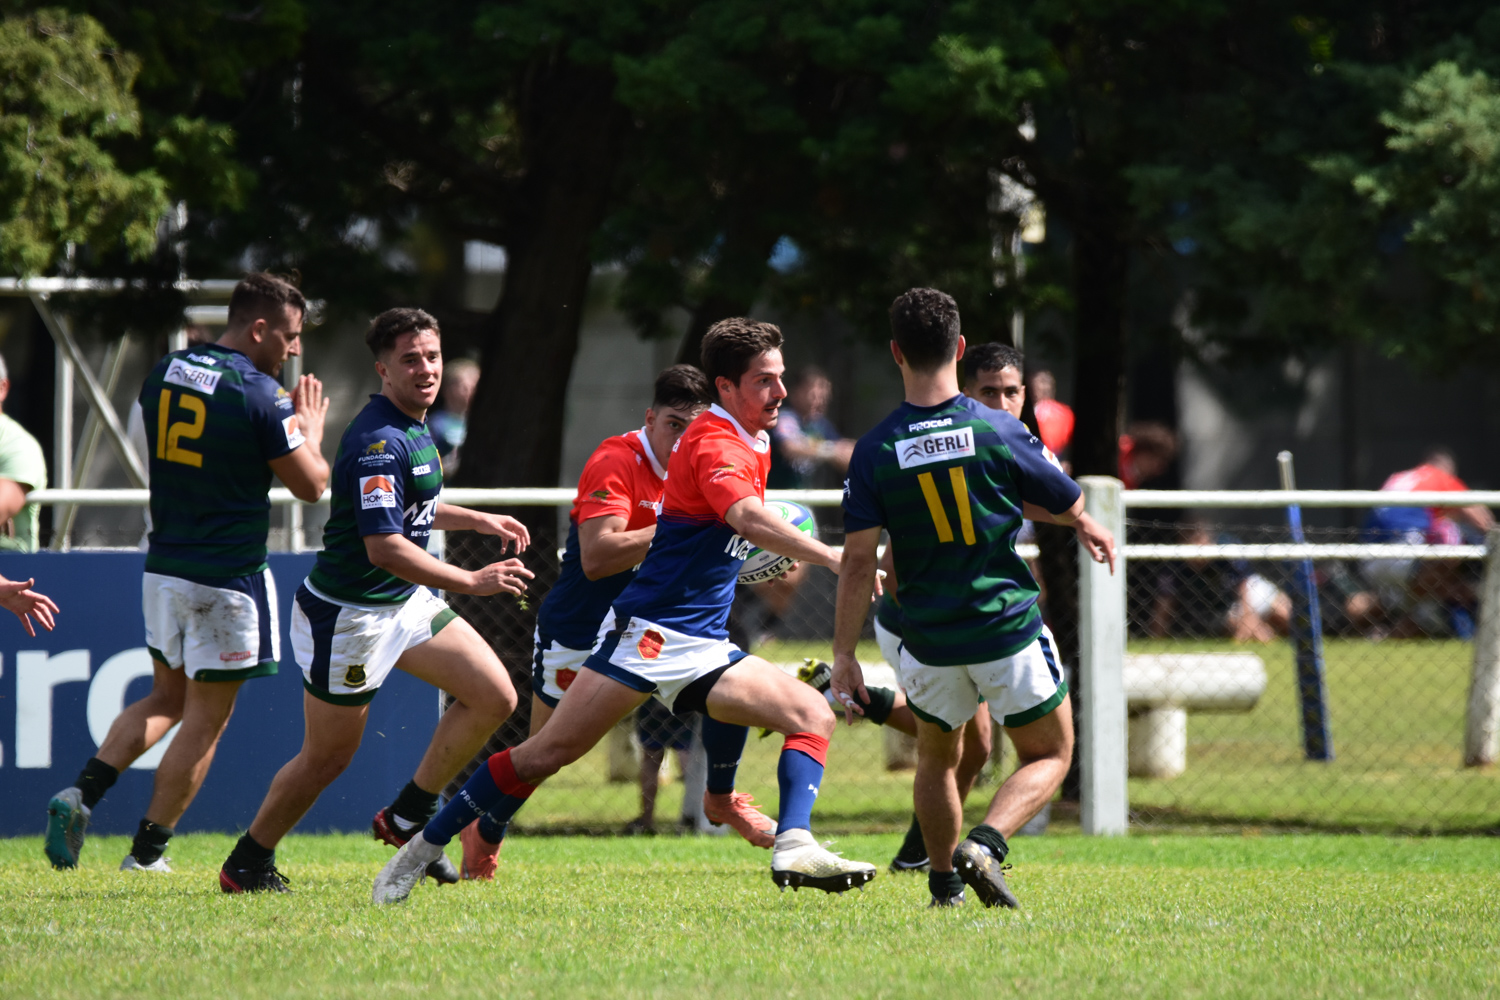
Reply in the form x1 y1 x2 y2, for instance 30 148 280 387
1078 476 1128 835
1463 529 1500 766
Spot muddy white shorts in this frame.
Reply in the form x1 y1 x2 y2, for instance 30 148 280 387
292 581 456 706
143 569 279 682
583 614 748 713
899 625 1067 732
531 628 591 709
874 618 903 671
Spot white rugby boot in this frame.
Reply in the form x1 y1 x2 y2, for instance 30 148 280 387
373 831 443 904
769 828 877 894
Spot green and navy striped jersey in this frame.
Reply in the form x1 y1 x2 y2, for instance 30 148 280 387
843 394 1080 666
141 345 303 579
306 394 443 606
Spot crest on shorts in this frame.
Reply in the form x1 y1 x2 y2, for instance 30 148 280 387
345 663 367 687
557 668 577 691
637 629 665 660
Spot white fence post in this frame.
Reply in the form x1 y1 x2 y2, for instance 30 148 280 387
1078 476 1128 835
1463 528 1500 766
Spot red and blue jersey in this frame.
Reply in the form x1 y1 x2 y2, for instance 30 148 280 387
536 429 667 649
610 405 771 639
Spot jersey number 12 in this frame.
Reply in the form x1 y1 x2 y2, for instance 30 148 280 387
156 389 206 468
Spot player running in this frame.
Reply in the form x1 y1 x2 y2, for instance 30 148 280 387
219 307 533 893
373 318 876 903
832 288 1114 908
46 273 330 873
456 364 778 879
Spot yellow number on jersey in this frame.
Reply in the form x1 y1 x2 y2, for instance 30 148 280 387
916 467 977 545
156 389 206 468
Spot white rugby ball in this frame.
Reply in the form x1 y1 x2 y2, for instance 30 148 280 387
737 500 817 584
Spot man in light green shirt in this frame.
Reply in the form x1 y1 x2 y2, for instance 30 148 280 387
0 353 48 552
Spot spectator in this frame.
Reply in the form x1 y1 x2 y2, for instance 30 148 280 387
428 357 479 466
1029 369 1074 456
0 574 58 636
624 701 698 835
766 366 854 489
1355 448 1493 638
0 353 48 552
1118 421 1178 490
1150 521 1290 642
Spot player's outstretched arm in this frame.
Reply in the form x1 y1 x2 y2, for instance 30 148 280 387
0 576 59 636
577 514 655 580
432 504 531 554
830 526 882 725
364 533 535 596
724 496 840 571
269 375 332 502
1023 498 1117 573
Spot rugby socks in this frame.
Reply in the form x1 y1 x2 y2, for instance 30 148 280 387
477 813 511 845
700 717 749 795
422 749 536 847
75 757 119 810
388 780 441 833
775 732 829 833
860 686 896 726
898 814 926 857
964 823 1010 864
226 832 276 869
130 819 174 866
929 869 964 900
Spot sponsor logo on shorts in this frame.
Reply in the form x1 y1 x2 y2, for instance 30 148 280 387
556 668 577 691
637 629 665 660
360 475 398 509
163 357 221 395
345 663 367 687
907 416 953 432
896 426 976 469
411 463 432 476
219 650 254 662
282 414 305 449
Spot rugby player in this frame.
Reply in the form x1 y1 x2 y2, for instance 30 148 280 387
373 318 876 903
219 308 532 893
45 273 330 872
456 364 777 879
832 289 1115 908
0 574 58 636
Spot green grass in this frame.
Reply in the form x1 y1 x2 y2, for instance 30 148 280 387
4 832 1497 999
1125 637 1500 831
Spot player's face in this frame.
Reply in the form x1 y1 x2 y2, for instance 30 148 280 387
644 403 704 467
720 349 787 433
965 365 1025 419
378 328 443 417
249 305 305 377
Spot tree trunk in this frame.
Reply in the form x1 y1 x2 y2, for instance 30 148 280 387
446 62 630 758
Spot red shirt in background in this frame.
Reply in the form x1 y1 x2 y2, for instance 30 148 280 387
1033 398 1074 456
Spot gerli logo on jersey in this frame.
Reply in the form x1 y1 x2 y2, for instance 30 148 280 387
360 475 397 509
163 358 221 395
897 426 976 469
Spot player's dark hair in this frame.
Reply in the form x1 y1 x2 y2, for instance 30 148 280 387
366 307 440 357
963 342 1023 382
700 318 784 397
889 288 961 372
227 272 306 326
652 364 711 412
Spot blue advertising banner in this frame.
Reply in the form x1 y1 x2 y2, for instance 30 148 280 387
0 553 440 836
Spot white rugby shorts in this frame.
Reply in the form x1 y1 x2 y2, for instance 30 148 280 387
292 582 456 705
898 625 1067 732
873 618 903 672
531 628 591 709
583 615 747 713
143 569 279 681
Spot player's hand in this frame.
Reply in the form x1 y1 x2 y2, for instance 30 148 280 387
466 559 535 596
1075 512 1117 574
830 651 868 726
480 514 531 553
0 577 58 637
292 375 330 447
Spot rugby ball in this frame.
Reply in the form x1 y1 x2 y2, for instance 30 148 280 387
737 500 817 584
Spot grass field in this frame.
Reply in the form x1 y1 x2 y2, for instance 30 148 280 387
4 832 1496 999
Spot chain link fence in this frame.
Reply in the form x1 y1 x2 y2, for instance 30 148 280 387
1123 516 1498 833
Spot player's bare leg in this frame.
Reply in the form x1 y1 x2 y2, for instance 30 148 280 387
248 694 370 848
912 719 966 904
511 668 649 782
529 694 555 737
142 678 245 829
977 696 1072 837
956 710 993 800
94 659 186 771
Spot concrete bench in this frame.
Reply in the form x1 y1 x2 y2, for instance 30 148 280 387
1125 653 1267 778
